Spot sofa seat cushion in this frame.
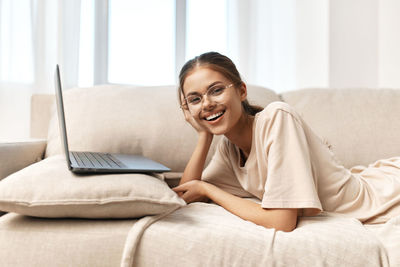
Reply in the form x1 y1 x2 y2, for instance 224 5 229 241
0 212 136 266
0 155 185 218
45 84 280 172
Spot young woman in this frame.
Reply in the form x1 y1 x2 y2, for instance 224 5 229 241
172 52 400 232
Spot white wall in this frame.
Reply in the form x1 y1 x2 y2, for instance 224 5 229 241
329 0 379 88
379 0 400 88
313 0 400 89
295 0 329 89
0 84 32 141
236 0 400 91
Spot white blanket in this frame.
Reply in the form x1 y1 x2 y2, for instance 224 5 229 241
365 216 400 267
122 202 397 267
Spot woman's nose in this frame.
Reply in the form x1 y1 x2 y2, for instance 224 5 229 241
201 95 215 110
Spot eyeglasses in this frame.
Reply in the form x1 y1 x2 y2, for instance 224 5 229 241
181 83 234 110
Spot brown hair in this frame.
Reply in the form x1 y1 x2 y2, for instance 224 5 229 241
178 52 263 116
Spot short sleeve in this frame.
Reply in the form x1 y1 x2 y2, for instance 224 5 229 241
203 138 253 198
260 106 322 214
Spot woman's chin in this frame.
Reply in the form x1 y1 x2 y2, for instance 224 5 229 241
202 114 228 135
205 125 227 136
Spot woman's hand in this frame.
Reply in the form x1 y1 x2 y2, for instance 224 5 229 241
172 180 210 204
181 107 211 135
180 94 211 135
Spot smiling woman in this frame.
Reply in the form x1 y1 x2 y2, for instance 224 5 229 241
173 51 400 232
174 52 301 232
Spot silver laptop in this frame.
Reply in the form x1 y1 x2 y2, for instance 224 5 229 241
54 65 170 174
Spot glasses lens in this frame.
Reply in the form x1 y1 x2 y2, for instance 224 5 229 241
208 86 225 97
187 95 201 105
186 83 232 110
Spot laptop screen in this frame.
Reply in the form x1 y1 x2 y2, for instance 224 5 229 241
54 65 72 170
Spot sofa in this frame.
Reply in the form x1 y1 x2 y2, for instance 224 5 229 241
0 84 399 267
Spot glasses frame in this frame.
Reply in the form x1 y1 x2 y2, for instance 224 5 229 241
180 83 234 110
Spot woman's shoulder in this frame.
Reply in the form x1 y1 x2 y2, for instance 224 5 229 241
256 101 299 120
254 101 305 131
260 101 296 115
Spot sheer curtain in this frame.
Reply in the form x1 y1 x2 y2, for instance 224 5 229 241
226 0 329 92
0 0 82 92
227 0 400 91
0 0 81 140
1 0 399 140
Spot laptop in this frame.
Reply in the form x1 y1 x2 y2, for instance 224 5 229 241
54 65 170 174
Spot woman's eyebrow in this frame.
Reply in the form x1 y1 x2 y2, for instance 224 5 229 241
186 81 223 96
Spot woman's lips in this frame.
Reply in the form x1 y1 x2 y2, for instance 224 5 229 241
203 110 225 124
204 111 224 121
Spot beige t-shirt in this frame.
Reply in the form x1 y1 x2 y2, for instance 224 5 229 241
203 101 400 223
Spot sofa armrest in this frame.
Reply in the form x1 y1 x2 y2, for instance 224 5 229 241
0 139 47 181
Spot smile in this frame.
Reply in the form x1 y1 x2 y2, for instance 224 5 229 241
205 111 225 121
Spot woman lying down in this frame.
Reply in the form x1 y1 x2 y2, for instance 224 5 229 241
172 52 400 232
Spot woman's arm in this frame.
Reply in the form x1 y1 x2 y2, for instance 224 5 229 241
178 105 214 186
179 132 213 185
173 180 298 232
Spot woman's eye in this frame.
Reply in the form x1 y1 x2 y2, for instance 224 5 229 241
210 87 224 95
188 96 201 104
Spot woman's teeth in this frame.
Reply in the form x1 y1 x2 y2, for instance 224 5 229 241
205 111 224 121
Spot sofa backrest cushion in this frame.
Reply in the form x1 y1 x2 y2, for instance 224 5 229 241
281 88 400 169
45 84 280 172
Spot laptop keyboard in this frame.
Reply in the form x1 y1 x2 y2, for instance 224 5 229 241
71 152 126 169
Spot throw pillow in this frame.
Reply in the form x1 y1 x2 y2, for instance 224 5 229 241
0 155 186 218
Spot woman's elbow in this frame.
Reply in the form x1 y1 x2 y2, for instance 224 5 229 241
258 221 296 232
259 208 298 232
274 224 296 232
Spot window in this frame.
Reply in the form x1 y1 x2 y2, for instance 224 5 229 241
185 0 228 61
77 0 228 86
0 0 230 87
78 0 95 87
108 0 175 85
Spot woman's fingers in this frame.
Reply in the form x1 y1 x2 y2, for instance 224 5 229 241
172 181 209 204
172 184 185 193
183 110 191 122
172 183 196 203
172 185 189 199
180 192 191 203
172 186 190 203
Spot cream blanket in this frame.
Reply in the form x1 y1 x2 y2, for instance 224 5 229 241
121 202 398 267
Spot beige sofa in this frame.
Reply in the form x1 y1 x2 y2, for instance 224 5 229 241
0 84 399 267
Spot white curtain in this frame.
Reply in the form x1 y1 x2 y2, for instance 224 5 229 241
1 0 400 140
0 0 81 93
31 0 81 92
2 0 399 94
0 0 81 141
227 0 400 92
227 0 328 92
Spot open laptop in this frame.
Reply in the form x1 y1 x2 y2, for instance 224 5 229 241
54 65 170 174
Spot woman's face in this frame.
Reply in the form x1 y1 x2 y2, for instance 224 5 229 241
182 67 247 135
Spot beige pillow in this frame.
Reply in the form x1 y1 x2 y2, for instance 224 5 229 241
0 155 186 218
